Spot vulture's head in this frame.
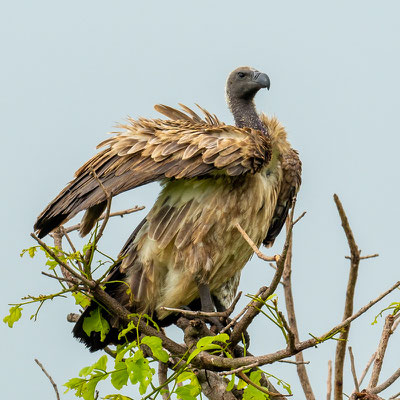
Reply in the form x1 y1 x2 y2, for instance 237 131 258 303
226 66 270 102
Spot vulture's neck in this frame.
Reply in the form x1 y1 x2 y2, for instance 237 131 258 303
228 96 267 134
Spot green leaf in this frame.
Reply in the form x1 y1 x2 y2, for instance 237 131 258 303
3 305 22 327
20 246 38 258
118 321 136 340
111 362 129 390
79 355 108 377
46 259 58 269
72 292 91 308
226 374 235 391
115 341 137 364
104 395 133 400
125 349 155 394
196 333 229 348
141 336 169 362
175 386 198 400
237 378 247 390
84 372 107 400
82 307 110 342
64 377 86 396
242 370 268 400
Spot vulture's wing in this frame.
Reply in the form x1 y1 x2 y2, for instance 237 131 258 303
34 104 271 238
263 148 302 247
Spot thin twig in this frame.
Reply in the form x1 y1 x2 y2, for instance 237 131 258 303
278 310 296 352
390 391 400 399
62 227 83 271
293 211 306 226
229 199 297 349
327 360 332 400
31 233 94 287
160 292 241 319
34 359 60 400
237 371 290 397
349 347 360 392
278 359 310 365
65 205 145 233
333 194 361 400
235 222 277 262
359 353 376 387
220 287 266 334
368 314 395 389
41 271 83 285
281 218 315 400
345 254 379 260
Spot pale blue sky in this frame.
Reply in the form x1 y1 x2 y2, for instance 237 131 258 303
1 1 400 398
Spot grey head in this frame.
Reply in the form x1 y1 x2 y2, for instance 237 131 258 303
226 66 270 132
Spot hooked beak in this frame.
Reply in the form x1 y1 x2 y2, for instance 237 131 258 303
252 71 270 90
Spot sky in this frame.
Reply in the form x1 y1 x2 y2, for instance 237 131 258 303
1 0 400 398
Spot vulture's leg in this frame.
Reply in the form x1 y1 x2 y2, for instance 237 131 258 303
198 283 215 312
198 283 224 332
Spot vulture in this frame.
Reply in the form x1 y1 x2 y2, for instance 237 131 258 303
34 66 302 351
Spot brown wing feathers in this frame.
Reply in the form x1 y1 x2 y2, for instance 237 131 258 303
34 104 271 238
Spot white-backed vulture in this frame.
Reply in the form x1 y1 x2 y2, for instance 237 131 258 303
34 67 302 351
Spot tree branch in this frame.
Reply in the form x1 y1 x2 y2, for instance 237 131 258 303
367 314 395 389
333 194 361 400
34 358 60 400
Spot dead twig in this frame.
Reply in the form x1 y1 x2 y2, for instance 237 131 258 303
31 233 94 287
345 254 379 260
237 371 290 397
349 346 360 392
292 211 306 226
65 205 145 233
359 353 376 387
229 199 297 349
278 360 310 365
34 358 60 400
281 218 315 400
333 194 361 400
368 314 395 389
235 222 277 262
220 287 266 334
327 360 332 400
160 291 242 319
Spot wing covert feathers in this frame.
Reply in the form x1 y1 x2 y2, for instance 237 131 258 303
34 104 271 238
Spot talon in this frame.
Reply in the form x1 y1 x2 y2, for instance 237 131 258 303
274 254 280 262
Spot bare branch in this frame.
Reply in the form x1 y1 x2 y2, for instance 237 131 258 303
370 367 400 395
235 222 276 262
34 359 60 400
293 211 307 226
390 391 400 399
220 287 266 334
327 360 332 400
278 360 310 365
359 353 376 387
368 314 395 389
333 194 361 400
158 362 170 400
345 254 379 261
65 205 145 234
31 233 94 287
160 292 241 319
282 218 315 400
349 346 360 392
229 199 297 349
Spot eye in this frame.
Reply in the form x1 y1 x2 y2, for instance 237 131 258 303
237 72 245 78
